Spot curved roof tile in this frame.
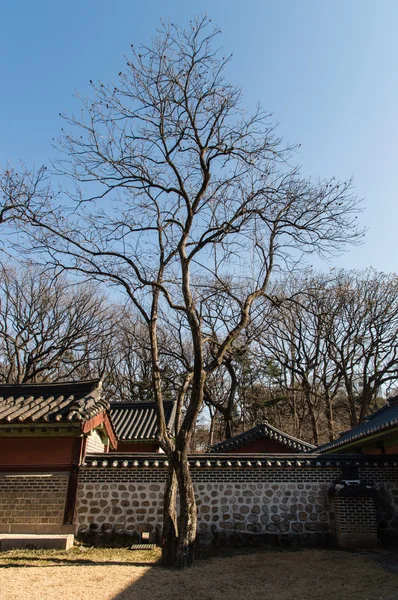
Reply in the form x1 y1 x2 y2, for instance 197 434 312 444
0 380 107 424
110 400 176 441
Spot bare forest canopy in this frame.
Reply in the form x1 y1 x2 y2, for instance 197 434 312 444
0 260 396 447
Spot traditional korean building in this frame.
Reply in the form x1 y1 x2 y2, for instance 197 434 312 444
210 421 315 453
109 400 176 453
0 379 116 534
317 395 398 455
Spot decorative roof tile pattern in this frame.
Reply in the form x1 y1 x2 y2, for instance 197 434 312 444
210 422 315 453
0 380 107 424
110 401 176 441
316 396 398 453
82 452 398 470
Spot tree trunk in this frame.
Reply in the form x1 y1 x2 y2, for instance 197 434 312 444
224 359 237 439
208 409 215 446
161 448 197 568
308 403 319 446
325 395 335 442
347 394 358 427
225 418 233 439
161 464 178 567
174 449 196 568
359 387 373 424
302 381 319 445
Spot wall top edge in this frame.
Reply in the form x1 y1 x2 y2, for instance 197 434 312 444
81 453 398 470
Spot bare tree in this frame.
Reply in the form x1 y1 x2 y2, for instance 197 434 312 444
0 261 115 383
256 269 398 442
328 269 398 425
0 166 51 250
104 309 154 402
104 306 185 403
259 276 343 443
14 17 361 567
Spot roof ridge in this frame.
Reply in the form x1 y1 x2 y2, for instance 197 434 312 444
0 379 101 389
110 400 176 407
211 422 315 453
257 421 315 448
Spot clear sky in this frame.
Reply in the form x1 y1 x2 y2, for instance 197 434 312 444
1 0 397 273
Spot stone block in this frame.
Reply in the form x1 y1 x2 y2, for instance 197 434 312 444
0 534 74 551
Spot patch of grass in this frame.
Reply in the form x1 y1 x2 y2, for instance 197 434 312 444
0 545 161 568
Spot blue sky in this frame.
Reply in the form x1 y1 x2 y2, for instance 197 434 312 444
1 0 397 273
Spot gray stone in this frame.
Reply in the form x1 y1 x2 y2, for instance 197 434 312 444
271 515 281 523
233 513 245 521
248 514 259 524
278 520 290 533
246 523 262 533
220 522 233 530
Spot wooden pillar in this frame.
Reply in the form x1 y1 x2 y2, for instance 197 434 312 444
63 437 84 525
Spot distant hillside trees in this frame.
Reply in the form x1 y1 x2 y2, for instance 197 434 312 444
205 269 398 445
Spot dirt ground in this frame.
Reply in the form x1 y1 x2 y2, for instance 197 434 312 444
1 546 398 600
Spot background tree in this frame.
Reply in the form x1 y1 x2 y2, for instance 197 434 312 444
259 276 342 443
328 269 398 425
251 269 398 444
15 17 361 567
0 261 115 384
104 309 154 402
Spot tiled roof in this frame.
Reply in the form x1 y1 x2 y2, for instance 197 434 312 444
316 397 398 453
83 452 398 470
0 380 107 424
109 400 176 441
210 422 315 453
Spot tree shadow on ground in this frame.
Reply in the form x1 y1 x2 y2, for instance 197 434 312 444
111 548 398 600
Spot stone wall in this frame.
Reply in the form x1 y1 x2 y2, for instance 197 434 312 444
76 455 398 545
0 472 69 533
